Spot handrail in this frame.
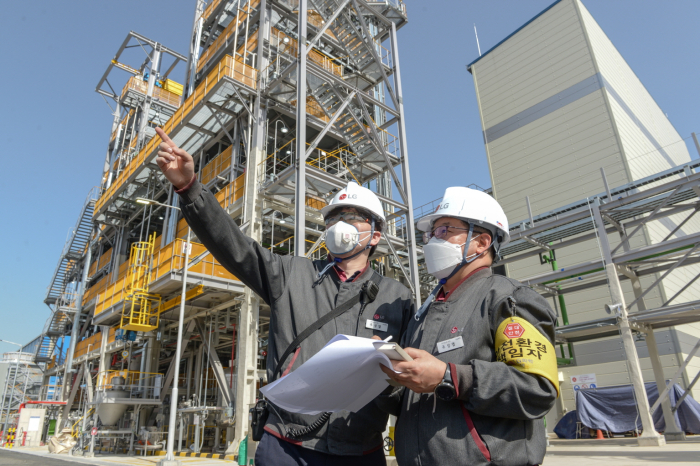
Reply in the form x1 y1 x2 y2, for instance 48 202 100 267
268 236 327 258
121 75 181 108
197 0 260 73
201 0 224 23
71 408 94 438
259 139 361 184
96 370 163 389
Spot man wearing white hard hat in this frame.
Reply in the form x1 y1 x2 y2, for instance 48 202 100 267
380 186 559 466
155 126 413 466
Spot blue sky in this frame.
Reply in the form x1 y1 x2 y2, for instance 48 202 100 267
1 0 698 353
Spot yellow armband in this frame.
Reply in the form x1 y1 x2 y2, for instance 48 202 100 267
495 317 560 396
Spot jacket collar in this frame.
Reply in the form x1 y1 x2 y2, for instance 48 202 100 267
444 267 492 302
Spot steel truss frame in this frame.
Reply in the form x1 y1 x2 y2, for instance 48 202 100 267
500 160 700 444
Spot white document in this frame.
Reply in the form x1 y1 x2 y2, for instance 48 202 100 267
260 335 400 415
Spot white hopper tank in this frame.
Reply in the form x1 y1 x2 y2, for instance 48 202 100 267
96 389 129 425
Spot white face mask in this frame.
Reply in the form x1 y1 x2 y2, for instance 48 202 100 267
423 235 482 280
325 221 371 256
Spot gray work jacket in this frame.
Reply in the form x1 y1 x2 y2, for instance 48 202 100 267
179 180 414 456
394 268 558 466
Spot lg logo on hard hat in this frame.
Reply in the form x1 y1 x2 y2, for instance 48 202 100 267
340 194 357 200
435 203 449 212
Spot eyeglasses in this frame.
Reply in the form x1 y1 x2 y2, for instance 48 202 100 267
422 225 471 243
324 211 370 226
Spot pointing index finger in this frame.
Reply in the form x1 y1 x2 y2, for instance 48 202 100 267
155 127 175 147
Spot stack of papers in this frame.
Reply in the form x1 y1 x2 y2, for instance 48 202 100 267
260 335 399 414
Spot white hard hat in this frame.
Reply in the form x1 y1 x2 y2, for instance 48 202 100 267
416 187 510 252
322 182 386 229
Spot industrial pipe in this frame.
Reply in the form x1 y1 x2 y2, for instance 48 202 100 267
18 401 66 414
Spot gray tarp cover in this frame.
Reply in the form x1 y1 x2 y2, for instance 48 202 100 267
574 382 700 434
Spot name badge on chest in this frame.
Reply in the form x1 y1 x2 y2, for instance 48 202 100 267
437 336 464 354
366 319 388 332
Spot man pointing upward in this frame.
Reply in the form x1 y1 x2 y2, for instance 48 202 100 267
154 127 413 466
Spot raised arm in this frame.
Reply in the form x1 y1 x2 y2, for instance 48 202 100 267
155 127 289 305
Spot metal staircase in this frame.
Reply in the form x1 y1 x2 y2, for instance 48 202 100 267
308 79 377 160
310 0 382 82
35 310 69 363
44 187 99 305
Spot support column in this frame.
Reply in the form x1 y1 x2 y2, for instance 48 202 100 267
592 199 665 446
104 102 122 190
63 230 95 385
138 44 162 149
645 327 685 440
184 0 205 98
294 0 308 257
228 0 268 456
389 23 421 305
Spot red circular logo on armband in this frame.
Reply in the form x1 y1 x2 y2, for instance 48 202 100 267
504 322 525 339
451 327 458 334
374 314 380 320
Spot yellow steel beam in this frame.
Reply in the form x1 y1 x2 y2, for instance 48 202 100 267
111 59 140 75
158 284 205 315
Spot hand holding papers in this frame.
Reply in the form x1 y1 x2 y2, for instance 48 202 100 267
260 335 410 414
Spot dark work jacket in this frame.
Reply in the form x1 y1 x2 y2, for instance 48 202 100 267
178 180 414 456
393 268 558 466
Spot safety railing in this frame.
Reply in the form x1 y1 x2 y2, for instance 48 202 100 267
201 0 224 23
269 236 327 259
89 247 113 277
73 332 102 359
56 292 79 310
93 277 126 317
84 274 107 304
106 327 118 345
198 0 260 73
214 173 246 209
152 238 238 282
373 39 393 69
258 139 362 187
95 54 257 214
71 408 94 438
120 75 182 108
262 28 343 87
201 145 234 185
174 175 246 240
110 108 135 142
97 370 163 400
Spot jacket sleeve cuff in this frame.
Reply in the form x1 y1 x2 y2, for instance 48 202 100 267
176 178 203 205
452 362 474 401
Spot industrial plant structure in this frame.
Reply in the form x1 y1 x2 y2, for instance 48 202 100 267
5 0 418 459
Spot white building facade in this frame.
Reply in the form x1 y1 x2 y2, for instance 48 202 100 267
468 0 700 425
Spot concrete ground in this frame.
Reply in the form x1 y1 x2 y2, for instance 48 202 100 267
0 447 236 465
543 438 700 466
3 438 700 465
